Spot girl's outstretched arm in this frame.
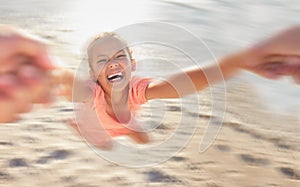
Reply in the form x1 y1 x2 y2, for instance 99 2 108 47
51 69 93 102
145 51 248 99
146 26 300 100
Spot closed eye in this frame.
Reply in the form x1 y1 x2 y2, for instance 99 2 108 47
116 54 126 59
97 59 107 64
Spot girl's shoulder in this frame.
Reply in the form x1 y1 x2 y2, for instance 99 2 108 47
129 76 152 106
129 76 152 88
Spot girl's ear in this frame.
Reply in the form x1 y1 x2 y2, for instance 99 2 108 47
131 58 136 71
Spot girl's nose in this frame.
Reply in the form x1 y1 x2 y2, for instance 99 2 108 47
108 60 119 69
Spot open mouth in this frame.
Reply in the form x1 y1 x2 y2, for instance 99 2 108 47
107 72 123 83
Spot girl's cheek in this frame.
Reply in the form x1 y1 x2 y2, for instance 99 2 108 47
93 64 105 79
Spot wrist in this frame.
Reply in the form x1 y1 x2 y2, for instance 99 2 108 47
218 49 249 79
229 49 251 70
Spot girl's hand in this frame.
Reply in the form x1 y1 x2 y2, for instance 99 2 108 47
243 26 300 81
51 68 75 101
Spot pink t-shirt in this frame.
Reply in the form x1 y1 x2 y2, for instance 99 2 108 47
93 77 151 136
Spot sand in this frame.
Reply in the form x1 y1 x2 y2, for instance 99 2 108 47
0 81 299 187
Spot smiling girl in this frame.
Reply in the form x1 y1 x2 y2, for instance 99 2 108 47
56 27 300 150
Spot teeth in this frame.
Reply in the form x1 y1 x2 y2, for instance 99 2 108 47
108 72 122 79
107 72 123 82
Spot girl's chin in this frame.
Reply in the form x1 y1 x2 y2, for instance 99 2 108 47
109 80 129 91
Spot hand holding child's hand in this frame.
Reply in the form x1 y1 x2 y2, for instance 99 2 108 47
0 25 56 122
254 55 300 82
51 68 75 101
253 26 300 56
243 26 300 82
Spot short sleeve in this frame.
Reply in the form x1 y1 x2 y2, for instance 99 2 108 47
129 77 152 106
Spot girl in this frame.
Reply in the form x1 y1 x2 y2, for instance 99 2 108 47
56 27 300 150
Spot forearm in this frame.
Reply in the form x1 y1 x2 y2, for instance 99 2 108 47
204 50 247 84
52 69 92 102
72 78 93 102
146 51 247 99
187 50 247 91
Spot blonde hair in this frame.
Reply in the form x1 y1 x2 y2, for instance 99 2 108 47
86 32 132 71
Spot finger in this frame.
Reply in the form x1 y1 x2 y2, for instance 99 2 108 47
0 25 56 70
261 62 285 79
255 55 300 79
253 58 285 79
0 100 18 123
17 63 54 104
14 38 56 70
0 74 31 122
18 62 45 86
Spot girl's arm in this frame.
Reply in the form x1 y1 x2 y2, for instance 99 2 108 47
52 69 93 102
146 26 300 100
145 51 247 99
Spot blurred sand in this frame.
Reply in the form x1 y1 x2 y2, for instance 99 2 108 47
0 81 299 187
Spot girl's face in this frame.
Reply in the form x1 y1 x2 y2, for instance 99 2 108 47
90 36 135 93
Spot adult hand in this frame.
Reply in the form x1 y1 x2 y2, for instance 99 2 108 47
0 25 55 122
243 26 300 82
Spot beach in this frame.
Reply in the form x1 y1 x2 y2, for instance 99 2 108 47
0 84 299 187
0 0 300 186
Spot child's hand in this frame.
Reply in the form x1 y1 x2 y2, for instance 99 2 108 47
51 68 75 101
245 55 300 81
243 26 300 81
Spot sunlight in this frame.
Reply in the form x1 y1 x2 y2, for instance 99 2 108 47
65 0 155 54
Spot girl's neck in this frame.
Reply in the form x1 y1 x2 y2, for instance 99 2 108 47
103 85 131 123
103 85 129 105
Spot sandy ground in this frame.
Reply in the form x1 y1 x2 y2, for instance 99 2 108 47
0 81 299 187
